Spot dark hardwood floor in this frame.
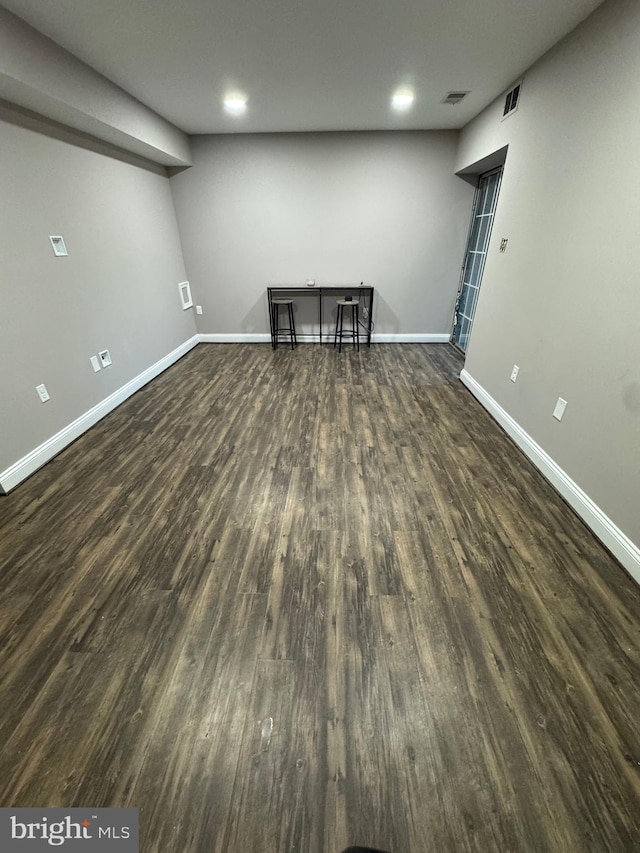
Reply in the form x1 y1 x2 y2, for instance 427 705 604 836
1 343 639 852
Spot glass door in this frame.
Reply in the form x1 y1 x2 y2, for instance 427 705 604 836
451 167 502 353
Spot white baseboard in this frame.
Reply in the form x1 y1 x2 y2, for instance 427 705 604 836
0 335 199 493
198 333 272 343
197 333 450 344
460 369 640 585
372 333 450 343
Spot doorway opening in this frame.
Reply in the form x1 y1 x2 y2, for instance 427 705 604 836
451 167 502 353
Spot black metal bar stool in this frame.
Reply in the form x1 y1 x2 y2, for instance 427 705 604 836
271 298 297 350
334 298 360 352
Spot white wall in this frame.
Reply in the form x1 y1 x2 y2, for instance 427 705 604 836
0 109 197 487
170 132 474 340
455 0 640 575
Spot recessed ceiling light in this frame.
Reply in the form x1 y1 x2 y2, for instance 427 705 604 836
392 89 415 111
224 96 247 115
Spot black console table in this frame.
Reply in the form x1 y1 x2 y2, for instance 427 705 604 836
267 284 374 347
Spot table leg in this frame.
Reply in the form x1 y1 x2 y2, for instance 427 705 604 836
267 289 275 348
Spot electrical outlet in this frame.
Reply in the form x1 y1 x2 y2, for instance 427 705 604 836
90 355 101 372
553 397 568 421
99 349 112 368
510 365 519 382
196 305 203 315
49 235 68 256
500 238 508 253
36 384 50 403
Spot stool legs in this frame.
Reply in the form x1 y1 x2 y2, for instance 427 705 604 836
288 302 297 348
272 301 296 350
334 303 359 352
334 304 343 350
354 303 360 352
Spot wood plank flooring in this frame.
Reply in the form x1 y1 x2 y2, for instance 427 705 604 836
1 343 639 852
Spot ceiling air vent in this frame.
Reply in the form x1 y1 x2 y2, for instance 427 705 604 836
441 91 469 105
503 82 521 118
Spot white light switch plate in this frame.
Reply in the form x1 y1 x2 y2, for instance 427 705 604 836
510 365 519 382
90 355 101 372
553 397 568 421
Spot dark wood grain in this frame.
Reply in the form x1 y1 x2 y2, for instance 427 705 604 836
1 343 639 852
